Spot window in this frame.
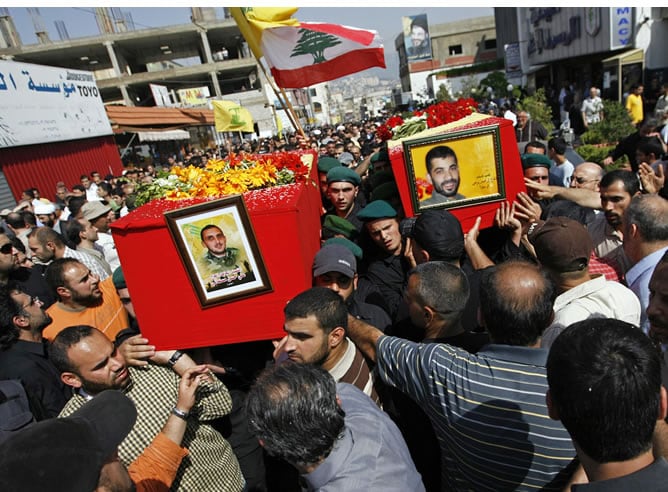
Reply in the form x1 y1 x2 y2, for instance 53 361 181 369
309 88 317 97
484 39 497 50
449 45 462 56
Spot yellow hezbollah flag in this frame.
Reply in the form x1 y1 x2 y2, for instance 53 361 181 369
212 101 255 133
229 7 299 59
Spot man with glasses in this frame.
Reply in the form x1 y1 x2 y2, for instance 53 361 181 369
570 162 604 191
0 285 69 420
0 233 54 308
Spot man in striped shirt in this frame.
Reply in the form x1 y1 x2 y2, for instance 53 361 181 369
347 260 578 491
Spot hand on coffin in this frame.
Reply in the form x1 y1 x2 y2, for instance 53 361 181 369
118 334 156 367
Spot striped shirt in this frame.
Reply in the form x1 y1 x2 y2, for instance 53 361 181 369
376 336 576 491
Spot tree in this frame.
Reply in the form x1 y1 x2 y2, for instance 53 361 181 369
478 71 509 98
291 29 341 64
517 88 554 134
435 83 451 102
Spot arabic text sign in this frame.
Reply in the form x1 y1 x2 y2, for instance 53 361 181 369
0 60 112 148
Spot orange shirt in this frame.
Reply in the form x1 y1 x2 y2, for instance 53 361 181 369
128 432 189 492
44 276 129 341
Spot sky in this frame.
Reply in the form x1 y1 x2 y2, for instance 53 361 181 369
6 6 495 78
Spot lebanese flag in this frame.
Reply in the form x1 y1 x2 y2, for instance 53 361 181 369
261 22 386 89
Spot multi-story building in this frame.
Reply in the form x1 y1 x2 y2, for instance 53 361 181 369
494 7 668 107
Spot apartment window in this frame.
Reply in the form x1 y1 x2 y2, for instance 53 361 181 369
309 88 317 97
449 44 462 56
484 39 497 50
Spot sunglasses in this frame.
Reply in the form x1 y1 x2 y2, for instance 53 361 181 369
0 243 14 255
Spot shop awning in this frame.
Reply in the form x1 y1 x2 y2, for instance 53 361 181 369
602 48 644 66
105 105 214 129
137 130 190 142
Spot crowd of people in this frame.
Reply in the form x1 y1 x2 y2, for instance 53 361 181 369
0 91 667 491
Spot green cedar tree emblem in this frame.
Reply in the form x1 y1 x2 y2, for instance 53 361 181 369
290 28 342 64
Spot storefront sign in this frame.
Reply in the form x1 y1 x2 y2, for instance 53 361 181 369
610 7 633 49
528 16 581 55
0 60 112 148
504 43 522 79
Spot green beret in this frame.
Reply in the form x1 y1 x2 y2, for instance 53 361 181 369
317 156 341 173
370 150 389 163
324 237 363 261
521 153 552 170
326 166 361 186
357 200 397 221
370 182 399 202
322 215 358 239
112 267 126 290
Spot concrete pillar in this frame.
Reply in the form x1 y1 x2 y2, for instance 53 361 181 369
104 40 132 106
209 71 222 97
199 30 214 64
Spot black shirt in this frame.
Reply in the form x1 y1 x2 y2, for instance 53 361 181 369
0 340 70 420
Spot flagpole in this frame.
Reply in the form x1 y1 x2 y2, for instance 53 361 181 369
257 61 305 138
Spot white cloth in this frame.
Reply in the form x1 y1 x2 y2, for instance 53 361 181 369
85 183 101 202
96 232 120 272
541 274 641 348
581 96 603 124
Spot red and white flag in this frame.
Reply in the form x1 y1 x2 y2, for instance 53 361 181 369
261 22 386 88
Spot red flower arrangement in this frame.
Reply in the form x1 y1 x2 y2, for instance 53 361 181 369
377 98 477 141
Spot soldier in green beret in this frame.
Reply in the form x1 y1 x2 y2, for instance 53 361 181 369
324 166 365 234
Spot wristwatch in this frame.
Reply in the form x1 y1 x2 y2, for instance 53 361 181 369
167 350 184 368
171 407 189 420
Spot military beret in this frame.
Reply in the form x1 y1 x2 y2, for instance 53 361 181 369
370 150 389 163
357 200 397 221
370 182 399 202
322 214 358 239
324 237 363 261
326 166 361 186
521 153 552 170
317 156 341 173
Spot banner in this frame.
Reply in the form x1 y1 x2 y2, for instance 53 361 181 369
262 22 385 89
403 14 432 62
212 100 255 133
177 86 210 106
0 60 112 148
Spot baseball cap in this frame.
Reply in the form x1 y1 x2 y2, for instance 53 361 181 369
410 209 464 262
323 237 363 261
81 201 112 222
338 152 355 165
528 217 593 272
312 243 357 278
0 390 137 492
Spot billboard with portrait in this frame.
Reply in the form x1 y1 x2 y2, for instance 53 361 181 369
403 14 432 62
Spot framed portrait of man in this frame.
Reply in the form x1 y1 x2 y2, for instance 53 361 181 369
403 125 506 213
165 195 272 307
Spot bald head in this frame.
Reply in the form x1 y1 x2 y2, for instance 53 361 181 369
479 261 556 346
570 162 603 190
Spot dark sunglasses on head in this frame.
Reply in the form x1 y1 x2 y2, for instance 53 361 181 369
0 243 14 255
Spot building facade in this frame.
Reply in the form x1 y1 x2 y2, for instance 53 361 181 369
495 7 668 109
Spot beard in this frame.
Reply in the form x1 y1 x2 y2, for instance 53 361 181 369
71 290 103 307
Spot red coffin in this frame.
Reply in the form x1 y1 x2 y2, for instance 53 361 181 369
111 175 322 350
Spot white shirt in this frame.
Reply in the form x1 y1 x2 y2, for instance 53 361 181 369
96 232 120 272
541 274 641 348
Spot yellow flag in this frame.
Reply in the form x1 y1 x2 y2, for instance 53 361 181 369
213 101 255 133
229 7 299 59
